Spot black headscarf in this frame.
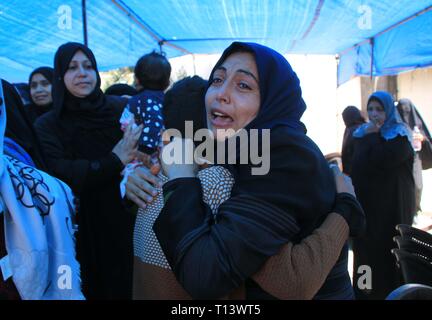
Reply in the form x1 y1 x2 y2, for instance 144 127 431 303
208 42 306 133
52 42 118 130
27 67 54 118
397 98 431 138
1 79 47 170
397 98 432 169
342 106 365 128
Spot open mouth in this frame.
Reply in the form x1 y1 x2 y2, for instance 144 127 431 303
210 109 234 127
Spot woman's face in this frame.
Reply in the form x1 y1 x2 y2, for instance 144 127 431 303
399 102 411 117
63 50 97 98
205 51 260 140
30 73 52 106
367 100 386 127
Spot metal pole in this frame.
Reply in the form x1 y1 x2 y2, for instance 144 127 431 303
82 0 88 46
192 54 196 75
370 37 374 80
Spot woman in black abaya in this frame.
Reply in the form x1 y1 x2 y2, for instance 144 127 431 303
397 98 432 213
341 106 365 175
351 91 416 300
35 42 140 299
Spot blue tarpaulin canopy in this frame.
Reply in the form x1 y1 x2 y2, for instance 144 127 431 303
1 0 432 84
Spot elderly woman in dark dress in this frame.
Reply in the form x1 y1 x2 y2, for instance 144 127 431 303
351 91 416 300
396 98 432 213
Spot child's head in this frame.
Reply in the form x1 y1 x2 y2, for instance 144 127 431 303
134 51 171 92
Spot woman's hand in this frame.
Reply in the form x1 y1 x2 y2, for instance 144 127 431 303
136 150 161 175
112 124 143 165
125 166 162 209
330 164 366 237
331 164 356 196
364 122 380 135
160 137 198 180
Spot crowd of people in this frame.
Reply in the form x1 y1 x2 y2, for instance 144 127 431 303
0 40 431 300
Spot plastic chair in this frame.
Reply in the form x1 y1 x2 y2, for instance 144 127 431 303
392 248 432 286
396 224 432 250
386 284 432 300
393 235 432 259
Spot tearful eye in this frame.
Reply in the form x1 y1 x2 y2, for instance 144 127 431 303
211 77 223 85
238 82 251 90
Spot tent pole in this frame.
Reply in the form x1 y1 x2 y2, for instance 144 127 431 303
370 37 374 80
82 0 88 46
192 54 196 75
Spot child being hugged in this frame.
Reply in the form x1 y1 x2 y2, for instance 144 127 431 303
119 51 171 196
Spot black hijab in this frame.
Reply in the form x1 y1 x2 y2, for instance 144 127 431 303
397 98 431 138
342 106 365 148
1 79 47 170
52 42 119 130
208 42 307 133
342 106 365 128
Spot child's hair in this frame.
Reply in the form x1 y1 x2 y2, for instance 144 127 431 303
163 76 207 138
134 51 171 91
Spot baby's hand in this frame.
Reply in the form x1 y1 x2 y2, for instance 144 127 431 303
119 105 137 131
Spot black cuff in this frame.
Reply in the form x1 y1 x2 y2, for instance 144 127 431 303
122 196 139 215
109 152 125 171
333 193 366 237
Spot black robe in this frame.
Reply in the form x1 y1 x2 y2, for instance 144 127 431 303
34 42 137 299
35 95 134 299
351 133 415 300
341 106 365 176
